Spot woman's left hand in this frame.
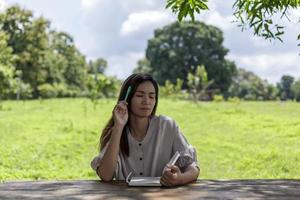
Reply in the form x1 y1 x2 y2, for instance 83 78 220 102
160 165 183 187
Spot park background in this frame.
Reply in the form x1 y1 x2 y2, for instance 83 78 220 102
0 0 300 181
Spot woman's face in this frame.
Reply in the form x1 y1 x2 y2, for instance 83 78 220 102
130 81 156 118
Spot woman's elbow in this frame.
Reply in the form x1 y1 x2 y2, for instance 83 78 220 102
100 175 113 182
97 168 113 182
195 166 200 177
189 165 200 180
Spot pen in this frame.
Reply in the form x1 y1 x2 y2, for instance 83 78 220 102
124 86 132 102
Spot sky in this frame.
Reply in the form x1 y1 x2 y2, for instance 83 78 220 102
1 0 300 84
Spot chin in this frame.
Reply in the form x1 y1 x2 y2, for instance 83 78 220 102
138 113 151 118
132 112 152 118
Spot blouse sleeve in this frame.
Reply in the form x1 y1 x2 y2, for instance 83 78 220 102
170 119 200 171
90 140 121 179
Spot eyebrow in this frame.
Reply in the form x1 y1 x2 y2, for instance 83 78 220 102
135 91 156 95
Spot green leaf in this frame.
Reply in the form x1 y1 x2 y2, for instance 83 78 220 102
276 36 283 42
189 7 195 22
275 31 284 36
251 19 261 27
195 1 209 10
178 1 188 21
166 0 176 9
266 19 273 24
254 22 263 35
188 0 195 9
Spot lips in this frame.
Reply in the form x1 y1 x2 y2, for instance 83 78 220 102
140 107 151 110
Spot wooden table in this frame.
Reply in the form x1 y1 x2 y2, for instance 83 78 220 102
0 179 299 199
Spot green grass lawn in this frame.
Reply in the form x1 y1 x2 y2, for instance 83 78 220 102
0 98 299 181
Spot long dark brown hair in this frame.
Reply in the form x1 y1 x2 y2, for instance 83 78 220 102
99 73 159 156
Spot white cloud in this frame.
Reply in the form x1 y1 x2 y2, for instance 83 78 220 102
120 0 163 12
120 10 173 37
228 53 300 83
80 0 99 9
204 12 235 31
106 52 144 79
288 8 300 24
251 36 274 48
0 0 7 11
197 1 235 31
206 12 235 30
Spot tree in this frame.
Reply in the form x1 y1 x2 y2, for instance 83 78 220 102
277 75 295 100
49 31 88 91
0 31 16 100
187 65 214 101
291 79 300 102
228 68 278 100
133 58 152 74
146 21 236 93
166 0 300 46
0 5 50 97
88 58 107 74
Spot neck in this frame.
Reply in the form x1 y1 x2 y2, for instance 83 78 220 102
129 115 150 141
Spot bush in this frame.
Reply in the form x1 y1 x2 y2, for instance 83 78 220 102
15 82 33 99
53 83 69 97
38 84 58 98
160 78 183 99
243 94 256 101
228 97 241 104
213 95 224 102
87 74 120 99
291 80 300 102
65 87 83 98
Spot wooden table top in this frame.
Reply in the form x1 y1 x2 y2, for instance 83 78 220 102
0 179 299 200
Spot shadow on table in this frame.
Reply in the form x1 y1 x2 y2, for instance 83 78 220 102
0 179 299 200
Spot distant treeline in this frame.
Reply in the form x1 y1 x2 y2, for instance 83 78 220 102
0 5 119 101
1 5 299 102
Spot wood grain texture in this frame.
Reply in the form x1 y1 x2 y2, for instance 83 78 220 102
0 179 299 200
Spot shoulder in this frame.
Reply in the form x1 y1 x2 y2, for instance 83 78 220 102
152 115 177 129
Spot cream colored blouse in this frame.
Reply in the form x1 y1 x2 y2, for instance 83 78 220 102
91 115 199 180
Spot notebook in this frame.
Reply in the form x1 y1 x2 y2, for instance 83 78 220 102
126 151 180 187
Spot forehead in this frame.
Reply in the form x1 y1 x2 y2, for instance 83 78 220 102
135 81 155 93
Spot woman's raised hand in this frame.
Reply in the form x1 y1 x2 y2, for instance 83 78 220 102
113 101 129 128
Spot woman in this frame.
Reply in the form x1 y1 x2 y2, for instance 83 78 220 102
91 73 200 186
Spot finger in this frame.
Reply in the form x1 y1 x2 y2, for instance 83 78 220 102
118 100 128 106
163 167 171 173
165 170 179 183
161 180 171 187
160 176 172 187
164 166 175 175
169 165 180 173
115 103 127 112
164 175 176 187
164 171 176 182
162 171 175 182
163 168 172 175
122 109 127 115
118 104 128 113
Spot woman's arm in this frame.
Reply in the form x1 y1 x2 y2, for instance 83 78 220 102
160 164 200 187
97 125 123 181
97 101 128 181
179 164 200 185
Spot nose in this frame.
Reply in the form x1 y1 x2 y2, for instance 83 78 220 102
142 96 151 104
